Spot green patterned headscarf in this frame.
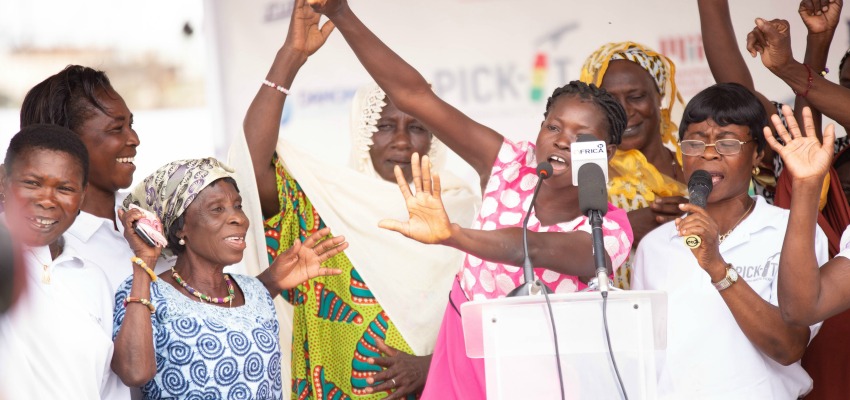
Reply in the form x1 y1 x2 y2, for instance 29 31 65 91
122 157 236 256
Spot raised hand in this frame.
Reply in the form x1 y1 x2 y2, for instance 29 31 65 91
798 0 842 34
746 18 793 70
763 105 835 184
266 227 346 291
306 0 349 18
378 153 453 245
285 0 336 57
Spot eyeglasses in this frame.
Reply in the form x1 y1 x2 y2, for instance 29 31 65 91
680 139 753 156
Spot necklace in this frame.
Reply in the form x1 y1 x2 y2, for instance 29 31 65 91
171 267 235 305
718 200 756 244
28 249 51 284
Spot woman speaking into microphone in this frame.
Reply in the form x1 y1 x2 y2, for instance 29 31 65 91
631 83 828 399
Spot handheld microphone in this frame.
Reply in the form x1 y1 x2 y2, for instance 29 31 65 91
571 134 609 186
684 170 713 249
577 163 610 292
507 161 554 297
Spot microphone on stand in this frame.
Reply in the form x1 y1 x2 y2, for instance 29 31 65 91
507 161 554 297
683 170 713 249
578 163 610 293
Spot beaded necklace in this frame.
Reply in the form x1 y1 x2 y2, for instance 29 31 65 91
171 267 235 306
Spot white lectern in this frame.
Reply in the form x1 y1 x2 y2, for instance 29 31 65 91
461 290 667 399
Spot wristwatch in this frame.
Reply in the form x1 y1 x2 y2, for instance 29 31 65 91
712 264 738 292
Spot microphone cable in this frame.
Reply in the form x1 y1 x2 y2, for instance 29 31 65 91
602 290 628 400
538 279 566 400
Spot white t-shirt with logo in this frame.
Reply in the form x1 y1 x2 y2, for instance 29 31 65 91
632 196 828 400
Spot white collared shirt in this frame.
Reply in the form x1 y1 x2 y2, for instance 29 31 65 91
0 239 119 399
65 193 174 293
632 196 828 400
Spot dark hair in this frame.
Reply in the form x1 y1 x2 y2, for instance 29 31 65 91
544 81 627 145
20 65 114 131
678 82 767 153
165 177 240 255
4 124 90 186
840 48 850 74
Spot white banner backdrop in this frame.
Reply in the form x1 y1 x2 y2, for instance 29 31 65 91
203 0 848 389
204 0 849 185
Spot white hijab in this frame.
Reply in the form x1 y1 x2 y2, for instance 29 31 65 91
229 84 480 378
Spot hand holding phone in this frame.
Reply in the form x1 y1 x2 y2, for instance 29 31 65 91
128 205 168 248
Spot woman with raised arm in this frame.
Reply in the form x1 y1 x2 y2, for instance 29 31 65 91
308 3 632 399
631 84 828 399
235 1 480 398
579 42 687 287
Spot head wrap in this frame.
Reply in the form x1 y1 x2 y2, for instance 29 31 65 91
122 157 236 256
347 83 448 179
580 41 684 156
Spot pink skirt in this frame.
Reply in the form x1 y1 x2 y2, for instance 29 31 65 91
421 279 486 400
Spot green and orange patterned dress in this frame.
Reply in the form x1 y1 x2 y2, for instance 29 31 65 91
264 156 416 400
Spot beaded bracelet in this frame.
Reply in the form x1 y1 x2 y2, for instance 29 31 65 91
131 256 157 282
124 297 156 314
793 64 815 98
262 79 290 95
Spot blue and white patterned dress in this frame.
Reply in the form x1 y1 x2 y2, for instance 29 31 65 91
113 274 283 400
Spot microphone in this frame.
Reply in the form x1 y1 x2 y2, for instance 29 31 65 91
507 161 554 297
577 163 610 293
571 134 609 186
684 170 713 249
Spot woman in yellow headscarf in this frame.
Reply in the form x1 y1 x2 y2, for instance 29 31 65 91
581 42 687 288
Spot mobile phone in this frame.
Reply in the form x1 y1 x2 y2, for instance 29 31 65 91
133 221 158 247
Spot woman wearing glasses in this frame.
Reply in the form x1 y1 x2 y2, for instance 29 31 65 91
631 83 828 399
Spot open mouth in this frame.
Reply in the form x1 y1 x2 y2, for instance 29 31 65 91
547 155 568 171
709 172 725 185
623 122 642 137
117 156 135 164
27 216 59 231
224 236 246 249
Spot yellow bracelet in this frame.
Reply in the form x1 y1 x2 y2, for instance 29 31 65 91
123 297 156 314
131 256 157 282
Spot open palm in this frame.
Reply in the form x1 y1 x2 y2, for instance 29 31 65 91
379 154 453 245
269 227 346 289
764 105 834 182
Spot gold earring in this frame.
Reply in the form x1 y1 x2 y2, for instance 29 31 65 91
752 166 760 176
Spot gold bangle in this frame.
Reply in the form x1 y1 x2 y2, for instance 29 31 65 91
131 256 157 282
123 297 156 314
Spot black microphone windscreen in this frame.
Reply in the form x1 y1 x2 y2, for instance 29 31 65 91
688 170 713 208
577 134 596 143
536 162 554 179
578 163 608 216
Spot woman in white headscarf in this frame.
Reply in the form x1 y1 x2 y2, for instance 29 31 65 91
229 1 479 398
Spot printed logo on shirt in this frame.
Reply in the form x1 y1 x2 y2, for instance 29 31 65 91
733 252 779 282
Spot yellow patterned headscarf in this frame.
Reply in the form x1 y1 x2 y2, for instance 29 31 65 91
580 41 684 157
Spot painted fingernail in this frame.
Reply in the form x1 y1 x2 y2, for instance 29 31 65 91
367 358 374 364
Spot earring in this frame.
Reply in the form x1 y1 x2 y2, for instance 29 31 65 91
752 166 760 176
179 238 186 245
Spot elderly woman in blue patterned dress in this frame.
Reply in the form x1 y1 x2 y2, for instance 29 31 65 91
111 158 346 399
